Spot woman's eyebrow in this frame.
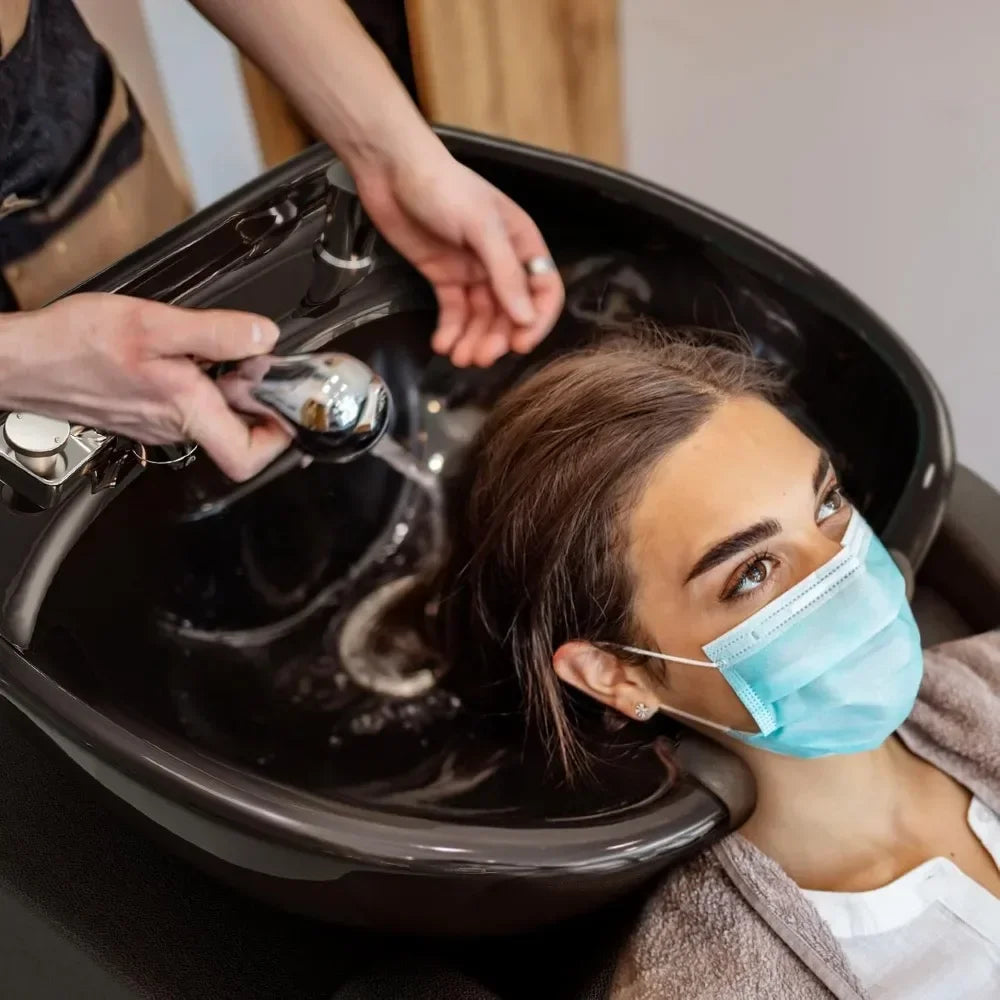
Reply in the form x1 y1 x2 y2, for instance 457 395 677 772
683 452 833 585
813 451 832 496
685 519 782 584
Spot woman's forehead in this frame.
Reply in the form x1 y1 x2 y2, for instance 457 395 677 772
628 397 820 573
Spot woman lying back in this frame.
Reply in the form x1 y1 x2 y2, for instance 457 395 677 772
435 326 1000 1000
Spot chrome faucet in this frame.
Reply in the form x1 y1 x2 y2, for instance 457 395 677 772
300 163 378 311
224 164 393 462
0 351 392 511
230 164 393 460
0 165 395 509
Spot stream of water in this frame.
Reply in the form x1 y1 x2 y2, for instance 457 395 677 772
370 435 440 494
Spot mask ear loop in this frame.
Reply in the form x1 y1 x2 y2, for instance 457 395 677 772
616 644 717 668
606 643 738 735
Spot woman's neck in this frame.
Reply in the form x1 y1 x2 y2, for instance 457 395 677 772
734 735 965 891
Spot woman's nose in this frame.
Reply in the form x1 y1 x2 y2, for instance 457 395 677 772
794 524 848 583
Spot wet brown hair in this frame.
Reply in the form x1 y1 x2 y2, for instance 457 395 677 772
435 324 785 777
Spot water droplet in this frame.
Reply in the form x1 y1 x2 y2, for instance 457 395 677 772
349 711 386 736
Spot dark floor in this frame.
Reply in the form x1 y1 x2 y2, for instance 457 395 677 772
0 697 378 1000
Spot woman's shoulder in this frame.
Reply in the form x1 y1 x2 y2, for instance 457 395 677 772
914 629 1000 721
903 630 1000 800
922 628 1000 673
610 840 848 1000
611 848 748 1000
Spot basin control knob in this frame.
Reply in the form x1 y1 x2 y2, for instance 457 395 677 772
3 412 71 479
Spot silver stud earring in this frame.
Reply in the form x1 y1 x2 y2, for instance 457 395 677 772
634 702 653 721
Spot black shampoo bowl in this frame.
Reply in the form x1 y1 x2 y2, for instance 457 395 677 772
0 132 989 939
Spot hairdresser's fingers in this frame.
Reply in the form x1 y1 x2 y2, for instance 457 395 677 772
473 311 513 368
450 284 495 368
448 287 492 369
462 282 506 367
181 375 293 481
140 304 279 361
465 206 536 330
496 196 564 353
431 284 469 356
510 269 565 353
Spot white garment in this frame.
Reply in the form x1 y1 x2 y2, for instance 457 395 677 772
803 798 1000 999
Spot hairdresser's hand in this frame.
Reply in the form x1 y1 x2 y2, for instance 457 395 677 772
354 149 565 368
0 293 292 482
190 0 562 366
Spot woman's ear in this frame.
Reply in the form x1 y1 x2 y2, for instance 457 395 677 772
553 641 660 721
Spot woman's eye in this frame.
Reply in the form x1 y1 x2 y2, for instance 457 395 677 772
726 556 776 600
817 485 846 522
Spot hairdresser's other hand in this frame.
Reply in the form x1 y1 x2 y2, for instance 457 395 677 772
354 148 565 368
189 0 563 367
0 292 292 482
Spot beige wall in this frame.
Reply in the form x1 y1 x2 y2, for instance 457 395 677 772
622 0 1000 488
73 0 189 193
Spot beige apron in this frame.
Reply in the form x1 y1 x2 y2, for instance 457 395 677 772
0 0 191 309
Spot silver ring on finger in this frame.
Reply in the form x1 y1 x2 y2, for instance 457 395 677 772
524 255 557 276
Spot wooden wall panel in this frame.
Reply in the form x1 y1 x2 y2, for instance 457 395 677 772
406 0 622 166
239 56 312 169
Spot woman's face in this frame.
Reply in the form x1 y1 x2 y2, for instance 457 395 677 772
554 395 853 732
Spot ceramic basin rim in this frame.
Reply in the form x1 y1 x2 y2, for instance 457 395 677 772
0 640 727 875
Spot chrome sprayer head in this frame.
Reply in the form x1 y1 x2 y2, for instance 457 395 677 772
225 352 393 462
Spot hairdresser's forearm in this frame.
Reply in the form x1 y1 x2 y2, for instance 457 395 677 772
189 0 441 173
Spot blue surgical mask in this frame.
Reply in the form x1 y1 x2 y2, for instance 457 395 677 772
619 512 923 758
